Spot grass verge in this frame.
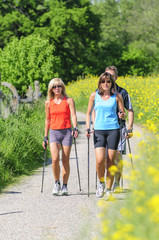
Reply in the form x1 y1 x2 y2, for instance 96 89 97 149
0 99 46 190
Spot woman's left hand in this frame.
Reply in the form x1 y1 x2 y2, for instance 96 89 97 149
118 111 126 120
72 127 79 139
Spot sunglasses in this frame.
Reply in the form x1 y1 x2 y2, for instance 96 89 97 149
100 80 111 84
52 85 62 89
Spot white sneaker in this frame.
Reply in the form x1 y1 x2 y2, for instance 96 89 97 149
113 182 120 192
105 190 112 201
61 185 68 196
52 182 61 195
96 182 105 198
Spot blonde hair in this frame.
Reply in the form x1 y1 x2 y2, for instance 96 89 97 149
47 78 67 100
98 72 115 95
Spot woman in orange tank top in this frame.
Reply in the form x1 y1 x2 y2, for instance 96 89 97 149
42 78 78 196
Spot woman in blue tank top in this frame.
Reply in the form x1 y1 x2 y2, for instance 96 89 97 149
86 72 126 200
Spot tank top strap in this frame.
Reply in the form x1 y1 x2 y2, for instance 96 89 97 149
63 95 67 101
94 91 99 104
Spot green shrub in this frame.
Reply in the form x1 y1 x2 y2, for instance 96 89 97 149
0 99 46 189
0 35 61 96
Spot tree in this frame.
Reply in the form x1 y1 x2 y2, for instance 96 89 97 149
91 0 128 75
0 35 61 96
120 0 159 75
0 0 100 82
0 0 46 48
34 0 100 82
91 0 159 76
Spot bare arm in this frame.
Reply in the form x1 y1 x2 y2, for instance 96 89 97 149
67 97 78 138
42 100 50 149
116 93 126 119
92 108 95 128
125 109 134 139
128 109 134 129
86 92 95 137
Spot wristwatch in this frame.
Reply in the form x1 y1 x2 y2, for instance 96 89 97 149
73 127 79 131
128 128 133 133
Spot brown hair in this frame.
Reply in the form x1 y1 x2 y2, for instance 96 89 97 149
105 65 118 77
98 72 115 95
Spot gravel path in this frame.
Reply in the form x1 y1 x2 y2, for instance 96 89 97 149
0 112 144 240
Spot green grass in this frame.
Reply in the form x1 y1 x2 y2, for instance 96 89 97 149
0 99 46 190
74 92 88 113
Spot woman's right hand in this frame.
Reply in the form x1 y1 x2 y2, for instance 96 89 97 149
85 128 91 138
42 136 48 149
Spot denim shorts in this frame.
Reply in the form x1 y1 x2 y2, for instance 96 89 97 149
49 128 73 146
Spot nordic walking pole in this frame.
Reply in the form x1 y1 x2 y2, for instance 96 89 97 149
125 128 134 170
127 138 134 170
86 128 91 197
119 115 124 189
41 142 47 193
88 136 90 197
74 137 81 191
95 171 97 190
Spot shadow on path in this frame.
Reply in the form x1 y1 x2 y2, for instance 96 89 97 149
0 211 23 216
1 191 22 194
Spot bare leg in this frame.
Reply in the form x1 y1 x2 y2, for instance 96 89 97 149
114 151 123 184
50 142 60 181
106 149 117 189
61 145 71 184
95 147 106 182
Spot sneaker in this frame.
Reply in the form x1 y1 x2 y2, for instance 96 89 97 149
113 182 119 191
61 185 68 196
52 182 61 195
96 182 105 198
113 183 122 193
105 190 112 201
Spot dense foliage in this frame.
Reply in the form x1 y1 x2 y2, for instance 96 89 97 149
0 0 159 93
0 35 61 96
91 0 159 76
0 100 45 189
0 0 100 87
1 0 159 93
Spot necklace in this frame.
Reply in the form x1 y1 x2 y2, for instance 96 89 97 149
54 96 63 104
103 95 110 99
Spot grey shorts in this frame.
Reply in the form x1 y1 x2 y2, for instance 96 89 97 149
49 128 73 146
117 125 126 154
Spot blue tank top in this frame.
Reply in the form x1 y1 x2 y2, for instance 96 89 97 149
94 92 119 130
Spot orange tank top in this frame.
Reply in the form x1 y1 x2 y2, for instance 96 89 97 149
49 96 72 130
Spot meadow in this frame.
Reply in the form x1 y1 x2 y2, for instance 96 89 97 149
66 75 159 131
66 75 159 239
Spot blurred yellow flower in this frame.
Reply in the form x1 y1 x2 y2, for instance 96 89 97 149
133 131 142 138
120 208 132 218
147 195 159 222
135 206 146 214
108 165 118 176
138 112 144 119
147 166 159 184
